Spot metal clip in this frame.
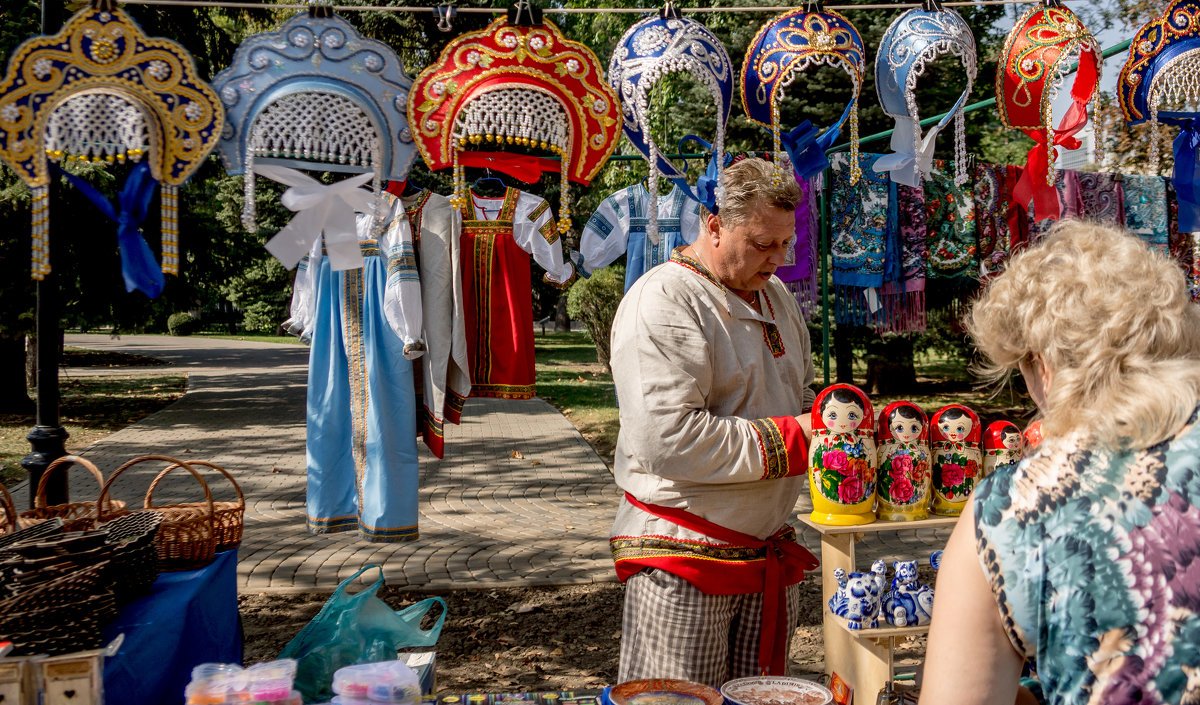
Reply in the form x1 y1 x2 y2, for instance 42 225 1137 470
433 4 457 32
91 0 118 11
963 153 978 173
1043 0 1066 7
805 0 825 14
659 1 682 20
507 0 543 27
921 0 944 12
306 0 334 19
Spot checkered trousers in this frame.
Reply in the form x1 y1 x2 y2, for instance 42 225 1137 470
617 568 803 688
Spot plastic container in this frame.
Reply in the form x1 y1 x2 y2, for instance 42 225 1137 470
246 659 299 701
332 661 420 704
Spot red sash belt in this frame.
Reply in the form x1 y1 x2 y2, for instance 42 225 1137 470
621 492 819 676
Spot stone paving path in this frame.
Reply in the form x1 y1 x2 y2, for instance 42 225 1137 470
12 334 951 594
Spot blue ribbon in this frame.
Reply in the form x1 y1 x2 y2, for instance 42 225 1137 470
1173 119 1200 233
780 102 852 182
675 135 724 213
52 162 164 298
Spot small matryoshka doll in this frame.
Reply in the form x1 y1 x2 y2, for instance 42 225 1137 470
930 404 982 516
809 384 877 526
875 402 932 521
1023 419 1044 451
982 420 1023 479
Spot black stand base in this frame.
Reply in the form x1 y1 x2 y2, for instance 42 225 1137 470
20 424 69 509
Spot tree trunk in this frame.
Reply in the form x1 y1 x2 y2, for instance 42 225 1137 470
2 335 34 414
833 327 855 385
864 336 918 395
554 295 571 332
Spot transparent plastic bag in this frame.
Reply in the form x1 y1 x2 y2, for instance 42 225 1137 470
279 565 445 703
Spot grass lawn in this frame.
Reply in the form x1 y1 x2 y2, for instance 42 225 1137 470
191 332 304 345
0 370 187 488
535 331 618 469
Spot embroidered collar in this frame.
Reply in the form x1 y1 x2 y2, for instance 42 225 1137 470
211 11 415 235
873 6 976 187
741 8 866 184
0 2 222 281
669 246 774 319
609 12 733 234
996 4 1101 221
409 17 620 236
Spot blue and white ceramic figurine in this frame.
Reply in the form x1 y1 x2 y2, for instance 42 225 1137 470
829 560 886 630
882 550 944 627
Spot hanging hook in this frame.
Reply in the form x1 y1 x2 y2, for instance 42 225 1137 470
91 0 117 12
805 0 825 14
433 4 457 32
508 0 543 27
659 1 682 20
306 0 333 19
1042 0 1065 7
921 0 944 12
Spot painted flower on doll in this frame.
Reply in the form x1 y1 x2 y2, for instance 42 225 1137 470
941 463 965 489
824 450 850 474
839 476 866 504
890 477 915 503
891 454 914 477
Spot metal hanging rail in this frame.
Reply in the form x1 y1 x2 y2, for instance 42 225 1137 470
121 0 1058 12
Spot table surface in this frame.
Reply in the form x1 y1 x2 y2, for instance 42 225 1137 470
797 515 959 536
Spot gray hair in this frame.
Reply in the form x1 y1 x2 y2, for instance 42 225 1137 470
699 157 801 228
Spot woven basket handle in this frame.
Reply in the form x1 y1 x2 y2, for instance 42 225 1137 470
149 460 244 510
0 481 14 533
97 455 215 523
36 455 106 509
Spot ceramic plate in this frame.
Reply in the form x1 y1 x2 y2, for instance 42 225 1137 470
720 676 834 705
609 679 724 705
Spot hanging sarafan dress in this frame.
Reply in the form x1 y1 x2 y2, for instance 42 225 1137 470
578 183 701 292
409 15 619 400
213 5 425 541
0 0 222 293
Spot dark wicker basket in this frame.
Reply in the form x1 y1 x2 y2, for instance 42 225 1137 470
149 460 244 553
99 455 216 572
100 510 163 602
0 517 63 551
18 455 128 531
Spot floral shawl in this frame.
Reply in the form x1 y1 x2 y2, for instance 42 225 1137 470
880 184 927 333
831 152 895 325
1123 175 1169 253
776 174 820 316
1064 170 1124 225
1167 180 1200 302
974 162 1015 277
924 160 977 280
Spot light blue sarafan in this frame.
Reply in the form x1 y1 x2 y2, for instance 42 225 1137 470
873 4 976 188
741 7 865 184
608 10 732 239
215 9 426 543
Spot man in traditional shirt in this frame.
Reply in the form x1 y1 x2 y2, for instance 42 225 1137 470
608 157 818 687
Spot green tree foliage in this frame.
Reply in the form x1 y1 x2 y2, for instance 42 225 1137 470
566 265 625 372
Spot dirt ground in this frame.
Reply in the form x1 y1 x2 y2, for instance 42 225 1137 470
240 577 929 694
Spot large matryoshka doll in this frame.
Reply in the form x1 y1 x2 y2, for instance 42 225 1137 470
875 401 931 521
809 384 877 526
930 404 982 516
982 420 1023 479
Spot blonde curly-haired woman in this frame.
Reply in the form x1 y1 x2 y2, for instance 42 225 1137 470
920 220 1200 705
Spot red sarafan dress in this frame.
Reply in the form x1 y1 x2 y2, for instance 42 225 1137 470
460 187 574 400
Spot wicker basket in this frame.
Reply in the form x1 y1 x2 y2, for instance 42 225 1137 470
0 516 63 551
100 510 163 602
99 455 216 572
0 481 14 535
0 561 117 656
148 460 244 553
18 455 129 531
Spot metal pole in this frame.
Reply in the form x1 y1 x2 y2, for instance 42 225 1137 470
20 0 68 509
819 167 831 387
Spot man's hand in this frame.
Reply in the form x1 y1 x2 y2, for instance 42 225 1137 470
796 413 812 444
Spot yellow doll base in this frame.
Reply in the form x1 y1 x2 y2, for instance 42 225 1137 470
809 509 877 526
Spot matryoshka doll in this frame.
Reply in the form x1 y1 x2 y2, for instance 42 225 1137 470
930 404 982 516
982 420 1023 479
875 401 931 521
809 384 877 526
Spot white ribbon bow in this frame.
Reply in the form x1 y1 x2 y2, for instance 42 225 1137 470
256 165 376 272
873 117 940 189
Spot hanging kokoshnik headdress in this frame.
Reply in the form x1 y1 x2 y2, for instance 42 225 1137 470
211 3 416 272
742 2 866 184
996 1 1102 222
873 1 977 188
608 5 733 240
409 14 620 235
0 0 222 285
1119 0 1200 232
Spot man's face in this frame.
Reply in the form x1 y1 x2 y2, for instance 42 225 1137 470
707 205 795 293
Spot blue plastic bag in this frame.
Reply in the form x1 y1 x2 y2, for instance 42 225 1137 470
279 565 446 703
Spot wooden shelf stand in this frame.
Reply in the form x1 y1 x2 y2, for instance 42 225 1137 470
796 514 958 699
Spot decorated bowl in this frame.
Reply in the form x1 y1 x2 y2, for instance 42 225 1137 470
608 679 725 705
720 676 834 705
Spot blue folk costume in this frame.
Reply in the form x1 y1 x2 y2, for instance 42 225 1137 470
578 183 701 291
213 8 427 541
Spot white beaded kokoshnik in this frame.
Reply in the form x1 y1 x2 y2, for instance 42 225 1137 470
1148 47 1200 173
450 86 573 232
610 15 731 242
242 91 385 233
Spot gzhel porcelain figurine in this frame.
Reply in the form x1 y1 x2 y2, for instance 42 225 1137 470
882 551 942 627
930 404 981 516
809 384 877 526
829 562 884 631
982 420 1023 478
875 401 932 521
